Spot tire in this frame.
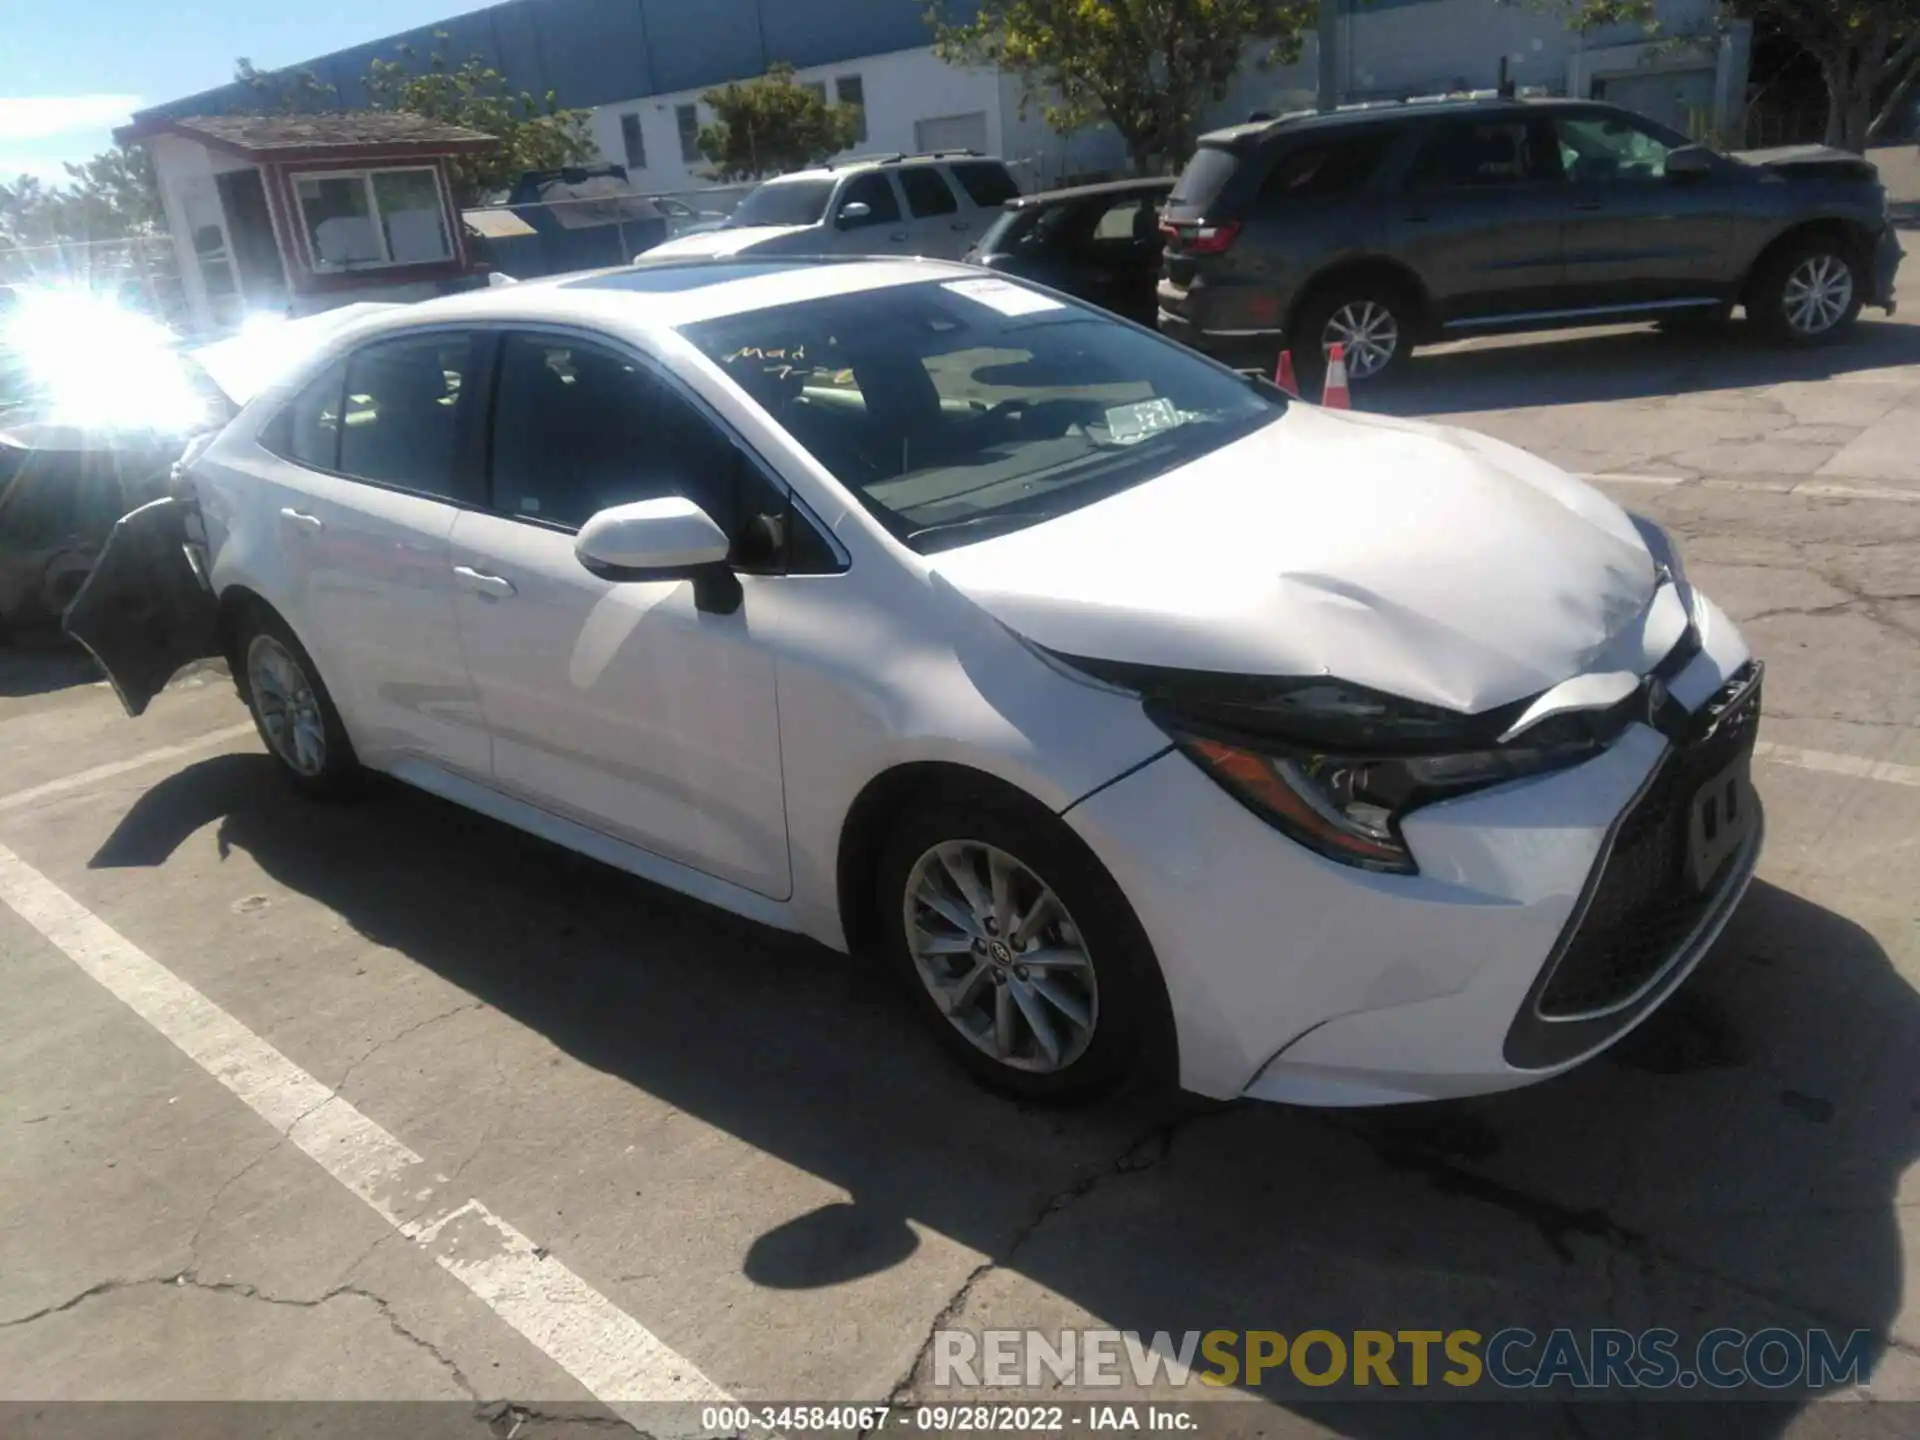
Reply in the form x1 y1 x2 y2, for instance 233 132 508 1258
875 787 1174 1103
233 604 360 798
1746 236 1864 345
1292 279 1417 388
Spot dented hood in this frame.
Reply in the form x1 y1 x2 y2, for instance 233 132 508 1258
642 224 815 259
927 406 1675 715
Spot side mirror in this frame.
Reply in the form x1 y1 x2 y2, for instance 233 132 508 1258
575 495 741 612
1666 145 1715 179
836 200 872 228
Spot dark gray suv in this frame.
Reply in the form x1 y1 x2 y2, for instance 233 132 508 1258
1157 96 1903 382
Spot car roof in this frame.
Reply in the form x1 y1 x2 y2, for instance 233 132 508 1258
1009 177 1175 208
300 256 987 352
1199 93 1598 147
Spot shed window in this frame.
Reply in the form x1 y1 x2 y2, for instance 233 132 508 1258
295 167 453 269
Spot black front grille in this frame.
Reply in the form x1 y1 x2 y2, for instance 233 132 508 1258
1534 666 1762 1019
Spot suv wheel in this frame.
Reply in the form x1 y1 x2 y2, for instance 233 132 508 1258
1295 281 1415 385
876 791 1172 1102
1749 238 1863 344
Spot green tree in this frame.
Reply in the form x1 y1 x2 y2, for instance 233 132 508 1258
0 145 159 249
930 0 1316 171
61 145 163 236
1558 0 1917 151
361 35 596 203
694 63 864 181
234 56 339 114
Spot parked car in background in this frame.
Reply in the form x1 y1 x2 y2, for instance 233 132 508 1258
73 256 1762 1110
642 152 1022 262
656 195 730 237
966 178 1173 324
1 293 387 640
1159 95 1903 382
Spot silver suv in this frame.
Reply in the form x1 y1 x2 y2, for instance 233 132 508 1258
644 152 1022 262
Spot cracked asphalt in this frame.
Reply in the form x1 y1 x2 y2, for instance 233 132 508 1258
2 308 1919 1439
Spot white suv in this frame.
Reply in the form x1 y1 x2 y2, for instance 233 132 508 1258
645 153 1021 262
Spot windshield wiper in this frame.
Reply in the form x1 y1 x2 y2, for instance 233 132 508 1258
906 510 1056 551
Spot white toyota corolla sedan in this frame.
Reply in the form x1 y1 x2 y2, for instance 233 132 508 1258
71 257 1763 1108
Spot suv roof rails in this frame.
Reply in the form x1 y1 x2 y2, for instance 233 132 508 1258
820 148 986 170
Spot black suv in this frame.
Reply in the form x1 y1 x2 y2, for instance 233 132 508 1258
1158 97 1903 382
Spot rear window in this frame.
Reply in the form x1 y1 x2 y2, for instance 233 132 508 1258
949 161 1020 208
1168 145 1243 212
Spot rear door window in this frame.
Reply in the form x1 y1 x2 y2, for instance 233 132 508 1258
899 167 960 218
262 361 347 471
1090 196 1158 243
336 334 473 498
1256 132 1398 202
949 161 1020 208
1405 120 1551 189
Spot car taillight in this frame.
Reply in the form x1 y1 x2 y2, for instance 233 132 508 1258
1160 218 1241 256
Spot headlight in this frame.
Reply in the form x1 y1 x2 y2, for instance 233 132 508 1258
1150 682 1607 874
1172 731 1604 874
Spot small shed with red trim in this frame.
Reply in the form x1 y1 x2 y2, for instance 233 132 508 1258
116 111 497 334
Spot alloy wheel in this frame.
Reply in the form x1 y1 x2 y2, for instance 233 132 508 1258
1322 300 1401 380
902 840 1098 1074
1781 254 1853 337
247 634 327 777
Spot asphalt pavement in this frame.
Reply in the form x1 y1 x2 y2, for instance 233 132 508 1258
2 310 1918 1440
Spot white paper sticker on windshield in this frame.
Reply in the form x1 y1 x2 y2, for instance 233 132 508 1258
1104 398 1181 445
941 278 1066 316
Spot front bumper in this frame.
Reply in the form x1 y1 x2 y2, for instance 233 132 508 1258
1062 592 1759 1105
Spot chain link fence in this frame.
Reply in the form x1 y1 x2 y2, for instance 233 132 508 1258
0 235 190 332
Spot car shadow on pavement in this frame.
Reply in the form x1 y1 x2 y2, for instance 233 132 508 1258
1365 318 1920 417
0 632 101 698
91 757 1919 1439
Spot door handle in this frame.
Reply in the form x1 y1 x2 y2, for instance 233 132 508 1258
453 565 515 599
1402 213 1430 224
950 220 969 231
889 230 909 242
279 508 322 532
1571 199 1604 212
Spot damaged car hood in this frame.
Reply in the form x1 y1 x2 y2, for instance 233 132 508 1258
643 224 816 259
927 406 1681 715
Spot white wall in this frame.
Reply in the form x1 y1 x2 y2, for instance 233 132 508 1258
147 134 232 333
589 45 1002 195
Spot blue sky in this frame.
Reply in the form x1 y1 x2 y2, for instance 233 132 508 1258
1 1 470 184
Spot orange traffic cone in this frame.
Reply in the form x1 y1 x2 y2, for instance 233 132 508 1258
1274 348 1300 398
1321 342 1351 410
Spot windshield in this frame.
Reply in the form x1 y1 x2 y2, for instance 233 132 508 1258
680 277 1283 553
728 179 837 229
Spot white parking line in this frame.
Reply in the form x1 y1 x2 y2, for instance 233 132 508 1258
1754 740 1920 789
0 842 731 1412
0 723 256 814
